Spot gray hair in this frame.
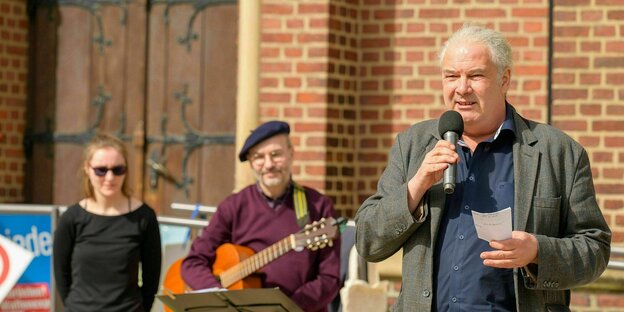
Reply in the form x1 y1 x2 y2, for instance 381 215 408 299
438 24 513 81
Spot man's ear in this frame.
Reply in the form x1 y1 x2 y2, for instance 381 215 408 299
501 68 511 91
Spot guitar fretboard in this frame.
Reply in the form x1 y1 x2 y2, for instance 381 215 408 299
219 234 295 288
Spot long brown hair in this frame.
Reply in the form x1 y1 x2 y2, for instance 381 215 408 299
82 133 132 198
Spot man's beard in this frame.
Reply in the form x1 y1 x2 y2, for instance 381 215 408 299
254 169 287 187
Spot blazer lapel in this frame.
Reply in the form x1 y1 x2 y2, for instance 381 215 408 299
512 111 539 232
427 128 446 246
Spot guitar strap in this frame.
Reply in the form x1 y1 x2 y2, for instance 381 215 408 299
293 182 309 229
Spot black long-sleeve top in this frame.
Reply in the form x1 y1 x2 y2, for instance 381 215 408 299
53 203 162 312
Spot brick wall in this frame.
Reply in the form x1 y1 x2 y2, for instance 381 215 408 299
260 0 362 211
259 1 331 193
551 0 624 243
0 0 28 203
552 1 624 312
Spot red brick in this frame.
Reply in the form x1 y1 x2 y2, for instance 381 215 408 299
371 66 412 76
262 18 281 29
465 9 506 18
419 9 460 18
580 41 601 52
515 65 547 75
580 104 602 115
259 93 290 103
286 19 304 29
578 136 600 147
396 37 436 47
597 294 624 306
552 120 587 131
607 10 624 20
284 78 301 88
554 0 590 4
552 89 588 100
606 41 624 53
297 33 327 43
306 77 327 87
284 107 302 117
593 89 614 100
605 199 624 209
297 92 326 103
299 4 328 14
555 26 591 37
429 23 448 33
554 57 590 68
360 95 389 105
406 23 425 32
297 63 328 73
262 4 294 15
261 33 293 43
361 38 391 49
383 79 401 90
261 62 291 73
362 24 380 34
523 80 542 91
597 0 624 4
285 48 303 58
512 8 548 17
393 95 435 104
595 57 624 68
374 9 414 19
260 78 278 88
552 73 575 84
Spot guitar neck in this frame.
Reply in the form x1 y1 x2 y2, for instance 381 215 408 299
219 234 295 288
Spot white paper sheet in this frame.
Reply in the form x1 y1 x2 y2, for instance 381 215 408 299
471 207 512 242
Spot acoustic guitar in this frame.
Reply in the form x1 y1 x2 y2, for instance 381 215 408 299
163 217 344 295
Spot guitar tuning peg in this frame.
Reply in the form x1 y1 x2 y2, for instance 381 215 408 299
328 241 333 247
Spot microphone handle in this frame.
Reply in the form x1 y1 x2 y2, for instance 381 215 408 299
443 131 458 194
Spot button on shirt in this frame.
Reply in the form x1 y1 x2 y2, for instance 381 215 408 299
433 104 517 312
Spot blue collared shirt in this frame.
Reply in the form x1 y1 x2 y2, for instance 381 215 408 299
433 104 517 312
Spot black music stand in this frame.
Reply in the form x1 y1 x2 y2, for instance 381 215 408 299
157 288 303 312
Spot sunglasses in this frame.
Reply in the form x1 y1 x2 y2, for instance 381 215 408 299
91 165 127 177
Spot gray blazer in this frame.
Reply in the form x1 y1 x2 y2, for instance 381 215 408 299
355 106 611 312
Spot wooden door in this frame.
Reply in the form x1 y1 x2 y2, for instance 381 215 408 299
25 0 238 215
144 1 238 215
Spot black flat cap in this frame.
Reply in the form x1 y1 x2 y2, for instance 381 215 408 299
238 121 290 162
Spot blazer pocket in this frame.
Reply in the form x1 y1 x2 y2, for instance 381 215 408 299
533 196 561 236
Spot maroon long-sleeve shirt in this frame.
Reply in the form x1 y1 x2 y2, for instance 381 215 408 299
181 183 341 312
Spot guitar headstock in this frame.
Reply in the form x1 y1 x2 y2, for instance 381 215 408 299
293 217 342 251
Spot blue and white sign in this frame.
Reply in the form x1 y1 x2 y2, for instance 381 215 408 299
0 215 53 284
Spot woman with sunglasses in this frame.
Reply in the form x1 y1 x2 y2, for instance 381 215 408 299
53 133 161 312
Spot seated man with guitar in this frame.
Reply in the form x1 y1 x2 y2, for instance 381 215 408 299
181 120 341 312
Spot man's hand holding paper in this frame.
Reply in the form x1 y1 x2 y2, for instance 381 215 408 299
472 208 539 269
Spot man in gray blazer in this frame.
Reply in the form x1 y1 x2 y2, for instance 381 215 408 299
355 24 611 312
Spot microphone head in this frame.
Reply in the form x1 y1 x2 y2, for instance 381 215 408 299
438 110 464 137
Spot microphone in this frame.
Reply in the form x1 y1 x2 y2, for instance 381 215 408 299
438 110 464 194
